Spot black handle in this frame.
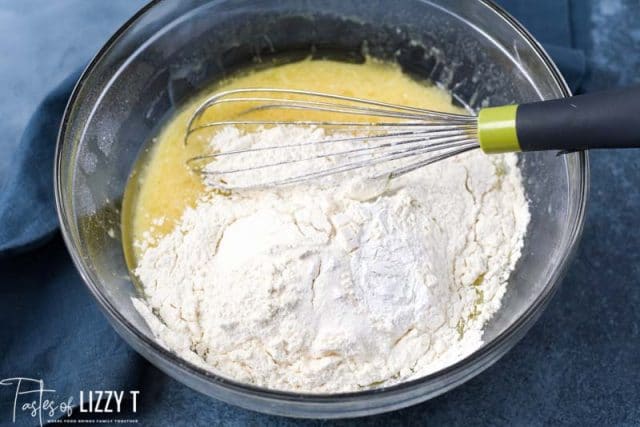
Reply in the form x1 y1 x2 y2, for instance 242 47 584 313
516 85 640 151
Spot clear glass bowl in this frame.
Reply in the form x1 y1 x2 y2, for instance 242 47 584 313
55 0 588 418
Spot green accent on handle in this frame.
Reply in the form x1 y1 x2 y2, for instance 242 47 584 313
477 105 521 153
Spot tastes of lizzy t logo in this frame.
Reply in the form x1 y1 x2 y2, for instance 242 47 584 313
0 377 140 425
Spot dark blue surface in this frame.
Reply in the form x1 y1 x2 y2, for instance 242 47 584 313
1 0 639 425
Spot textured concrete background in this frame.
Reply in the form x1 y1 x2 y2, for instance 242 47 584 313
0 0 145 182
1 0 639 425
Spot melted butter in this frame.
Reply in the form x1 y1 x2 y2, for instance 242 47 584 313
122 59 465 268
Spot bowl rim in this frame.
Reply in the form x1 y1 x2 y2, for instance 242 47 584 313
54 0 590 410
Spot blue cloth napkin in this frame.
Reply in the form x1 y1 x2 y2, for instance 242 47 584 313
0 1 586 424
498 0 586 91
0 71 80 256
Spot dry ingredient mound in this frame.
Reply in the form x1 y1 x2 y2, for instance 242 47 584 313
133 125 530 393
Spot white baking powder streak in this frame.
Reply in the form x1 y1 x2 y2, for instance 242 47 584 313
132 125 530 393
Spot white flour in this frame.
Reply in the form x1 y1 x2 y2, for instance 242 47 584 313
133 125 530 393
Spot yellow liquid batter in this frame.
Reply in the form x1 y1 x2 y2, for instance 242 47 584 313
122 59 465 266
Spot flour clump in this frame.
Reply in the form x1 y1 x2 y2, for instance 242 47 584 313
133 125 530 393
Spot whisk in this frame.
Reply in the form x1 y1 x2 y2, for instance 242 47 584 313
185 87 640 190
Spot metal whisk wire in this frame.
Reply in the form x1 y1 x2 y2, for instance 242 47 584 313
185 89 480 190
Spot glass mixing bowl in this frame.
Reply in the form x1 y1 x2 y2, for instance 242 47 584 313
55 0 588 418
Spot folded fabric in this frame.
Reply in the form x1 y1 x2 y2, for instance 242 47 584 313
498 0 573 47
498 0 586 92
545 45 586 92
0 71 80 256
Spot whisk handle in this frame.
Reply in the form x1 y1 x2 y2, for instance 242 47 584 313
478 85 640 153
